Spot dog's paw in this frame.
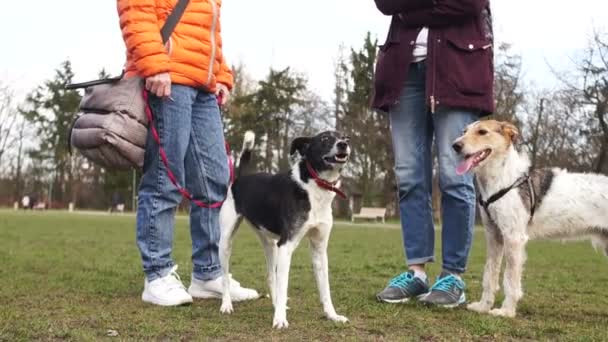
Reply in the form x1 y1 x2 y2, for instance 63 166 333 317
467 301 491 313
327 314 349 323
272 316 289 329
489 308 516 318
220 302 233 314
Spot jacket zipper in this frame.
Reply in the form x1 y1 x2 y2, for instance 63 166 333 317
206 0 218 86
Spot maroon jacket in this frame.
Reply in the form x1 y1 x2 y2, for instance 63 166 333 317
371 0 495 116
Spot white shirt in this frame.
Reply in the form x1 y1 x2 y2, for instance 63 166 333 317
412 27 428 62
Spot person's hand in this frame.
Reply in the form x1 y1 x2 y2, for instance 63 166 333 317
145 72 171 97
216 83 230 106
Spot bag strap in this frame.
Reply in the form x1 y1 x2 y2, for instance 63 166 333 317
161 0 190 43
66 0 190 90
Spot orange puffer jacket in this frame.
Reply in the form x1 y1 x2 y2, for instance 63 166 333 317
117 0 232 91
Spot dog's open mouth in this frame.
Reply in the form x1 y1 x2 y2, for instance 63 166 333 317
324 153 349 164
456 149 491 175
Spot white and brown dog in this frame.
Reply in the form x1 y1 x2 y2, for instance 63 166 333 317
218 131 350 329
452 120 608 318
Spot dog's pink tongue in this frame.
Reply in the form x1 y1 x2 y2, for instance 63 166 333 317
456 157 475 176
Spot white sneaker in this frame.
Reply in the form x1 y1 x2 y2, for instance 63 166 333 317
188 274 260 301
142 265 193 306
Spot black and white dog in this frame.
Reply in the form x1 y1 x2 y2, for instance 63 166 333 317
218 131 351 329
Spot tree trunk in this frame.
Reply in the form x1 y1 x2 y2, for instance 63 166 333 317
594 104 608 174
530 98 544 170
12 123 24 201
264 134 273 173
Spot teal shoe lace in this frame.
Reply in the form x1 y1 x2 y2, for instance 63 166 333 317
388 272 415 289
430 274 464 292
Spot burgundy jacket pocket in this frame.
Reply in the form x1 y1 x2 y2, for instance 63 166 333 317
443 37 493 96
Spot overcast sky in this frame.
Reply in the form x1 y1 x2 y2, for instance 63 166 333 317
1 0 607 102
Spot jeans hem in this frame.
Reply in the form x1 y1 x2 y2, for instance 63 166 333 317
192 265 222 281
407 256 435 266
144 263 175 282
442 265 466 275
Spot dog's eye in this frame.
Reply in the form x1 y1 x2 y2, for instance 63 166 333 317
478 129 488 135
322 136 330 142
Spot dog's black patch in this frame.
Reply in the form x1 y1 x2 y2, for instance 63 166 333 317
232 172 311 246
518 168 554 214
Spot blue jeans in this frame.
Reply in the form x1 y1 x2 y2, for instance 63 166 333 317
136 85 229 282
389 62 477 274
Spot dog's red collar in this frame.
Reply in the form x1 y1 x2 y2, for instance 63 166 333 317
305 161 347 200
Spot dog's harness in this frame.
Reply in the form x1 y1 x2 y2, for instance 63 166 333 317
478 171 538 222
305 161 347 199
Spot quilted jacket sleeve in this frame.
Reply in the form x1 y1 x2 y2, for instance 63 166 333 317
217 54 234 91
118 0 170 77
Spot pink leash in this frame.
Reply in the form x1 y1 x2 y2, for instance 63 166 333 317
142 90 234 209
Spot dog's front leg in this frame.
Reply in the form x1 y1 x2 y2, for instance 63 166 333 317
219 233 234 314
468 228 504 313
309 234 348 323
490 235 527 318
273 243 295 329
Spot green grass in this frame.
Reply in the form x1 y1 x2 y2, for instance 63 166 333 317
1 210 608 341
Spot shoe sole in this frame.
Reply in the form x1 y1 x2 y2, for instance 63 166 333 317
421 295 466 309
377 293 428 304
188 288 259 302
142 292 193 306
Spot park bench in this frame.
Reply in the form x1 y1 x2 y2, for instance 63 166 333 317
351 207 387 223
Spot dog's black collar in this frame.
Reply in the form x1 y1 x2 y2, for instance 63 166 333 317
478 172 537 218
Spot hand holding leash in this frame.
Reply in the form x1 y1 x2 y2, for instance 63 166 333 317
145 72 172 97
216 83 230 106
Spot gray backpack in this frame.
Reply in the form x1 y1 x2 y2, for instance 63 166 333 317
66 0 189 169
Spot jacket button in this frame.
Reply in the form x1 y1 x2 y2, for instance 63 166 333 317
410 41 415 45
468 44 474 49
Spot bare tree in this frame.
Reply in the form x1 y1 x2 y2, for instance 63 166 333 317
494 43 524 123
520 88 595 172
0 83 18 168
555 30 608 174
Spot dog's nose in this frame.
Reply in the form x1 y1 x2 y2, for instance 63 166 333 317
337 142 348 150
452 142 463 153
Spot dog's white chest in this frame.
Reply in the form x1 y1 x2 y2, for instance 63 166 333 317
303 184 335 227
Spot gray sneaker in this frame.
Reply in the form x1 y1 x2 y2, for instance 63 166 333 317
376 271 429 303
419 271 466 308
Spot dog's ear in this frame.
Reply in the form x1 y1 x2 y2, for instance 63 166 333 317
501 122 520 144
290 137 311 157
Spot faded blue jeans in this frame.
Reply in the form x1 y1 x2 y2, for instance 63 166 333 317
389 62 477 274
137 85 229 282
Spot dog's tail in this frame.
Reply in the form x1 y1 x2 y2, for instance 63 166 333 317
236 130 255 178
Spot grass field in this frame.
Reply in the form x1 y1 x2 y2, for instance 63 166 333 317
1 210 608 341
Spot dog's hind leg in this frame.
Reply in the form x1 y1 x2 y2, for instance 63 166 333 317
468 227 504 313
309 230 348 323
255 231 278 307
272 242 296 329
490 234 527 318
219 197 242 314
